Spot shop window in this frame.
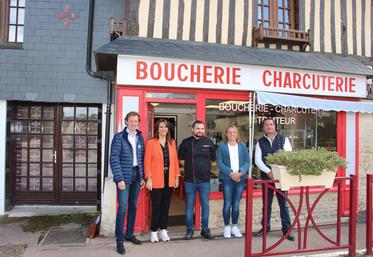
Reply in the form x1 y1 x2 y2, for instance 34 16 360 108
205 99 336 184
0 0 25 46
205 100 252 148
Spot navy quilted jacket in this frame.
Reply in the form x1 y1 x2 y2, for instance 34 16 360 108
109 128 145 184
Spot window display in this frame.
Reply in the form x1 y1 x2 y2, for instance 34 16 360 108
205 99 336 185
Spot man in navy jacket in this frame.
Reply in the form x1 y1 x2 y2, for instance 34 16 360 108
110 111 145 255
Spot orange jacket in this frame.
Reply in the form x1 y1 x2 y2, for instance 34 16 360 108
144 138 180 188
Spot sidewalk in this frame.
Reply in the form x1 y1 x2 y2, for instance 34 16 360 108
0 219 369 257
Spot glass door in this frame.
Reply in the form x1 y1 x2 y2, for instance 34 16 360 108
146 101 196 228
59 105 101 204
8 103 101 204
9 104 56 203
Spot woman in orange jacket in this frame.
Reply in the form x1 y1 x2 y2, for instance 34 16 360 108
144 119 180 242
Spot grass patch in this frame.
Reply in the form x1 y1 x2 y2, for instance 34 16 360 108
22 213 94 232
0 213 96 232
0 215 25 224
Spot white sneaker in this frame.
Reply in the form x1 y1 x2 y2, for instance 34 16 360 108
160 229 170 241
223 226 231 238
150 231 159 242
231 225 242 238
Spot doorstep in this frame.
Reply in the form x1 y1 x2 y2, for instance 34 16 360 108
5 205 97 217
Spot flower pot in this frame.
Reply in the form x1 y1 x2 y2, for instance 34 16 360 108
271 165 337 191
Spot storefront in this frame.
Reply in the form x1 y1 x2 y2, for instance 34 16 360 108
95 36 373 232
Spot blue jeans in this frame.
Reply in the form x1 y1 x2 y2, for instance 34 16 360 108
184 181 210 231
222 179 245 226
261 183 291 233
115 168 141 243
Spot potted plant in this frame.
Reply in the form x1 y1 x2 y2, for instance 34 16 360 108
266 148 345 190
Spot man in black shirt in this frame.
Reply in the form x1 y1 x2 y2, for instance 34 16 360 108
179 120 216 240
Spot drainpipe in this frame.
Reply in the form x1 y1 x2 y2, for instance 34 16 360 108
86 0 113 209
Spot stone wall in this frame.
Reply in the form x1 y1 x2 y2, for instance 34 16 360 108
209 191 340 232
358 113 373 212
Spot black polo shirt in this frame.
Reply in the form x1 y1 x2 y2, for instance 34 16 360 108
178 136 216 183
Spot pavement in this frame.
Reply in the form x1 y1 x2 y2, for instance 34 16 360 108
0 218 371 257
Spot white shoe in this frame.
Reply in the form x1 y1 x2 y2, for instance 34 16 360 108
231 225 242 238
160 229 170 241
223 226 231 238
150 231 159 242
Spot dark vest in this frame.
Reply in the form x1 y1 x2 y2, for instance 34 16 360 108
258 134 285 180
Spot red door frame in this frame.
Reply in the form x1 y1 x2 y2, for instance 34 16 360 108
116 88 148 232
116 85 354 232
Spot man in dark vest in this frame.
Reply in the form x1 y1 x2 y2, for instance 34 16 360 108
253 117 295 241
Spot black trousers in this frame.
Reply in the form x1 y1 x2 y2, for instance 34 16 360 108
150 187 173 231
261 182 291 233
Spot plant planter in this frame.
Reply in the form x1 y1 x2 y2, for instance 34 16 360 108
271 165 337 191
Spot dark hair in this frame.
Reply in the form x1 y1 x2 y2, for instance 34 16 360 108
262 117 275 128
154 119 172 143
125 111 141 122
192 120 205 129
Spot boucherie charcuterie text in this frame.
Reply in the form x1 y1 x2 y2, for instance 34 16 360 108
136 61 241 85
262 69 356 93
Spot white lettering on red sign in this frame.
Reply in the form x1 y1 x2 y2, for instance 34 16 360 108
136 61 241 85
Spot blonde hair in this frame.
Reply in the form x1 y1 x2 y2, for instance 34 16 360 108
224 125 240 141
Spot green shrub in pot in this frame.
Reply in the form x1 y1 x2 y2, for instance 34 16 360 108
266 148 346 182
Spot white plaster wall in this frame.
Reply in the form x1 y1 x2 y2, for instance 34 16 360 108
358 113 373 211
100 104 115 210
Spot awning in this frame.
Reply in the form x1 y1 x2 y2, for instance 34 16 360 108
256 91 373 113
